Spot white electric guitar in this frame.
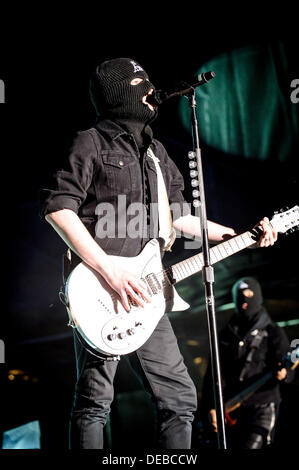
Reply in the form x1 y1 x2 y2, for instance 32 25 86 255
65 206 299 357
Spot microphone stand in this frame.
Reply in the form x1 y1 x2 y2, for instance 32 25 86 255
187 89 227 450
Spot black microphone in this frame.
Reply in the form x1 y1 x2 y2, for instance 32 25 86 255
148 70 216 106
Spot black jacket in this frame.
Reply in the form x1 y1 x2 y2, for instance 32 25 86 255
40 118 190 257
202 309 291 409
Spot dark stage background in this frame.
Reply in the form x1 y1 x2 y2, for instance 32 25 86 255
0 25 299 452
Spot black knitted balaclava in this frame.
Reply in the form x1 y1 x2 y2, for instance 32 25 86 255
90 58 157 147
232 277 264 325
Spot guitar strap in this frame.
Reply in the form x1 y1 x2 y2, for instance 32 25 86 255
147 147 176 251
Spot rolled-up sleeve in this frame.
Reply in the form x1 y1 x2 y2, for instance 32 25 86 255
40 130 97 218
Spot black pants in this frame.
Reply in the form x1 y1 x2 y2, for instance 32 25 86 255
69 314 197 449
229 402 278 449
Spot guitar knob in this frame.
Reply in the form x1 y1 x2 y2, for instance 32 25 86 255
107 334 117 341
118 332 127 339
127 328 136 335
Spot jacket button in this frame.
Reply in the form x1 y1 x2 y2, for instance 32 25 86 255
239 341 244 347
119 160 124 166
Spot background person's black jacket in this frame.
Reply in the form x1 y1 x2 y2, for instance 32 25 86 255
201 308 292 412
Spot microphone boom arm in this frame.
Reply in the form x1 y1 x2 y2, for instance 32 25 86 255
149 71 216 105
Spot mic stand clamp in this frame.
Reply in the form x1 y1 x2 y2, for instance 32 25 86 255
186 89 227 450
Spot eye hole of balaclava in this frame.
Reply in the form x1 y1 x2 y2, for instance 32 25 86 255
232 277 263 323
89 58 156 124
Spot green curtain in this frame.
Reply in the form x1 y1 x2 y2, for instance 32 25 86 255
179 42 299 162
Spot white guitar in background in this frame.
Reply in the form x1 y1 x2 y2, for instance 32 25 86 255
64 206 299 357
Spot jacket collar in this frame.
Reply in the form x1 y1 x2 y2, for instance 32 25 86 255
94 118 129 141
93 118 154 149
228 308 272 340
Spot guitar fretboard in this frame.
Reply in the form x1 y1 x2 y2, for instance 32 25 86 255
166 231 256 284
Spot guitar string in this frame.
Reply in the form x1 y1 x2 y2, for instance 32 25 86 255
152 231 255 286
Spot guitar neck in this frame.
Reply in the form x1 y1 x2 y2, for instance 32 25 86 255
168 231 256 284
224 372 272 413
225 357 299 413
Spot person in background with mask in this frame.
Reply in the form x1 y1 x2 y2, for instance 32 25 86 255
40 58 277 449
201 277 292 449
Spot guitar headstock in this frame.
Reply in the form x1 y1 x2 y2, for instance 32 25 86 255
270 205 299 234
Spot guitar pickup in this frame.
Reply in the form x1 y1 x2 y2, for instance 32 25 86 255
145 273 161 295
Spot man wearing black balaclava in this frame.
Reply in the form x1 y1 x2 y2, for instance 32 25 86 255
40 58 277 449
89 58 157 148
201 277 292 449
232 277 266 336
